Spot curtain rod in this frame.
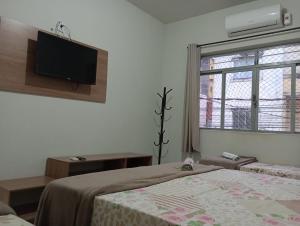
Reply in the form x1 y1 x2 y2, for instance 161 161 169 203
197 26 300 48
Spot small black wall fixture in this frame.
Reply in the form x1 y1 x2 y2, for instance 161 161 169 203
154 87 173 164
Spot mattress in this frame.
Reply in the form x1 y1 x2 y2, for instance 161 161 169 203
0 215 33 226
240 162 300 180
35 163 220 226
92 169 300 226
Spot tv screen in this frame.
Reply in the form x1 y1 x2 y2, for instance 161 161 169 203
36 31 97 85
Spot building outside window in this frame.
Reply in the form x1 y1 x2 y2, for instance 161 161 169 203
200 43 300 133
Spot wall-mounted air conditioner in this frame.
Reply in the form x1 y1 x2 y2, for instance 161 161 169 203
225 4 283 37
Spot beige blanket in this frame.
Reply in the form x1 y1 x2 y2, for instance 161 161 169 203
35 163 222 226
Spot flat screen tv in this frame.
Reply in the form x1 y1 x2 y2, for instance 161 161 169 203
36 31 97 85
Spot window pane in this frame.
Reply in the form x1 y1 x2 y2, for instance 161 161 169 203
259 43 300 64
258 68 292 132
224 72 253 130
201 50 255 71
200 74 222 128
296 66 300 132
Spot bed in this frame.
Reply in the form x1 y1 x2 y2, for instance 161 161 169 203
92 169 300 226
35 163 300 226
0 215 33 226
0 202 31 226
240 162 300 180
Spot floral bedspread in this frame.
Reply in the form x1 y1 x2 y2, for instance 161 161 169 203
240 162 300 180
0 215 32 226
92 169 300 226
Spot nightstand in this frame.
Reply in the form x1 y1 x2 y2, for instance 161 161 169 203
0 176 53 223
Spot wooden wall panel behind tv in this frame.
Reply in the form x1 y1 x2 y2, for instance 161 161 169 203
0 17 108 103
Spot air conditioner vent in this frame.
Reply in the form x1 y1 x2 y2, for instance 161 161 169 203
225 4 283 37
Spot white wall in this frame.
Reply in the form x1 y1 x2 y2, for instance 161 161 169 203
1 0 300 180
161 0 300 165
0 0 164 179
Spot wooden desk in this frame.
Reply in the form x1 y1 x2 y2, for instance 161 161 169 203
46 152 153 179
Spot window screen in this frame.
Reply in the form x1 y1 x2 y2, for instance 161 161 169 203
200 42 300 133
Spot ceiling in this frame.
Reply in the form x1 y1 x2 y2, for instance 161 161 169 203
127 0 257 23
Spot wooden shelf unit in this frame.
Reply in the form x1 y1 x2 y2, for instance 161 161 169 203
0 176 53 223
0 153 152 222
46 153 153 179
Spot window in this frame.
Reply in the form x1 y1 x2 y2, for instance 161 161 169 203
199 74 222 128
200 43 300 133
258 68 291 132
232 71 252 81
296 66 300 132
224 72 253 130
201 50 255 71
232 108 251 130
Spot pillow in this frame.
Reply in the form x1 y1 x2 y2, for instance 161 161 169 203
0 202 16 216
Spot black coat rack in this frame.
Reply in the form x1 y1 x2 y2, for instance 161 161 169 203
154 87 173 164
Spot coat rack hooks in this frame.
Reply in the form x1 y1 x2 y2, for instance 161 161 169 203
156 93 163 98
154 86 173 164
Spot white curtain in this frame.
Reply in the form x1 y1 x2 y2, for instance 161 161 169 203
182 44 201 155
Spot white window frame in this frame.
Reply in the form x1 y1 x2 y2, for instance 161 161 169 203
200 44 300 134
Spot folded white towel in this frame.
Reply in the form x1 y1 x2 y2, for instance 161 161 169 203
222 152 240 161
181 157 194 171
